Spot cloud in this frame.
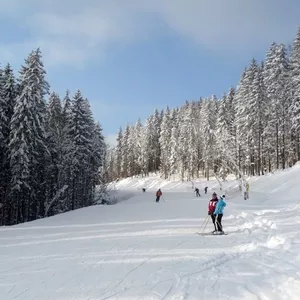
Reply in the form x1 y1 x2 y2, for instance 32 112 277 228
2 0 299 67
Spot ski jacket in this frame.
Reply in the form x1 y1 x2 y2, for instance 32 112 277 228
208 199 218 214
245 182 249 192
156 190 162 197
213 198 226 215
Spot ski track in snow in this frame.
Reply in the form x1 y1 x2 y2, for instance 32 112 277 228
1 166 300 299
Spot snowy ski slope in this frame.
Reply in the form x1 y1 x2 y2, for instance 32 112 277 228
1 165 300 299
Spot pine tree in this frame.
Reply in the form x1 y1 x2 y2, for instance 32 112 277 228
159 107 172 179
263 43 290 169
115 127 123 179
44 92 64 216
91 122 105 195
290 27 300 162
9 49 50 224
140 116 152 176
121 125 130 178
0 64 17 224
67 90 94 209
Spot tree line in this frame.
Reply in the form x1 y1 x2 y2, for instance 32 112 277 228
104 28 300 182
0 49 106 226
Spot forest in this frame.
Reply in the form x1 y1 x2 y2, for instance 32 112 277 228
104 28 300 183
0 49 106 226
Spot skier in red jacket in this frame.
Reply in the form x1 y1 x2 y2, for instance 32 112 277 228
156 189 162 202
208 192 218 232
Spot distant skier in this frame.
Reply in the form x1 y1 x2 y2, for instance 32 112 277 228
208 192 219 232
195 187 200 197
244 182 249 200
213 195 227 234
142 188 146 192
156 189 162 202
204 186 208 194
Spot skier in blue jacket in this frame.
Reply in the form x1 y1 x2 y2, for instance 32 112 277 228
213 195 226 233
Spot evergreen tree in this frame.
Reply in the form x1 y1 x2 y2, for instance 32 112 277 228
44 92 64 216
9 49 50 224
67 90 94 210
159 107 172 179
0 64 17 225
290 27 300 162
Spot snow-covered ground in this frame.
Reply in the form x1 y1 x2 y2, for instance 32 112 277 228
1 165 300 299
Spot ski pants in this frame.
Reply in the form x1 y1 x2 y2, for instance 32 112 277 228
156 196 160 202
211 214 223 231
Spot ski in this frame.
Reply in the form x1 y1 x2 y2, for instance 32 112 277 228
196 232 228 236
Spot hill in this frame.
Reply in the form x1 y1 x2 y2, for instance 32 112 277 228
1 164 300 299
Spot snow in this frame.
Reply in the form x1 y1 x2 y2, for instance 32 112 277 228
1 166 300 299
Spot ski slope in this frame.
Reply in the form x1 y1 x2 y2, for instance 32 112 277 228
1 165 300 299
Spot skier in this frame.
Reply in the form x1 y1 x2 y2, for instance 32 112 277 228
244 182 249 200
195 187 200 197
208 192 219 232
213 195 227 234
156 189 162 202
142 188 146 192
204 186 208 194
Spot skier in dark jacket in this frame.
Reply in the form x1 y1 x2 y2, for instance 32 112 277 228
195 187 200 197
204 186 208 194
156 189 162 202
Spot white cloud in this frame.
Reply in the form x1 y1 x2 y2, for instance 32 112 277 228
2 0 299 67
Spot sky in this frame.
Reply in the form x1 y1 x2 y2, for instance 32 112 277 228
1 0 300 145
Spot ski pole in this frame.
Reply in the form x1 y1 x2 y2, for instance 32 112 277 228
200 215 209 233
201 216 210 234
199 215 208 229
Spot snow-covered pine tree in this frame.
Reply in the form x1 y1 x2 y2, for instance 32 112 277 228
120 125 130 178
127 125 137 177
152 109 162 173
233 69 247 174
9 48 50 224
199 96 218 180
66 90 94 210
216 93 229 168
263 43 290 170
140 115 152 177
91 121 106 200
159 107 172 179
102 144 116 183
0 64 17 225
58 90 74 211
186 104 197 180
193 98 204 177
133 119 143 176
115 127 123 179
62 90 72 127
177 104 188 180
169 109 179 178
289 27 300 163
44 92 65 216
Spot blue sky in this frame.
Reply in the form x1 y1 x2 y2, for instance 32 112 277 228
1 0 300 145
